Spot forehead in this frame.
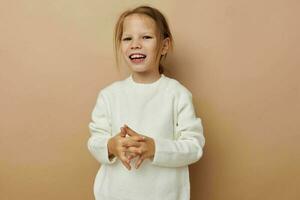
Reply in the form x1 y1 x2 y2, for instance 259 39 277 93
122 14 157 34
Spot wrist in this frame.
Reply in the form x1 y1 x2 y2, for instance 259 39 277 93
107 138 116 161
107 138 114 156
148 137 155 158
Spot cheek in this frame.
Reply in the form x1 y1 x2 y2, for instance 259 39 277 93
120 45 128 56
149 48 159 61
148 43 159 55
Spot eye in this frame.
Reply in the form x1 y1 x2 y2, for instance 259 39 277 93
143 36 152 39
122 37 131 41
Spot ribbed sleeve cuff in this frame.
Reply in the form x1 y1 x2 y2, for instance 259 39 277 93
150 138 171 167
88 137 117 164
104 137 117 164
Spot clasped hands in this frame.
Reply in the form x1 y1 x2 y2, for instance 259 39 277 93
107 124 155 170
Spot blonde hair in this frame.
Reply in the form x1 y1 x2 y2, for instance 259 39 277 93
114 5 173 74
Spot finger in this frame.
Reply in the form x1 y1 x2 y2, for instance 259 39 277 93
125 151 138 161
123 135 146 142
122 138 142 147
120 127 127 137
123 125 146 141
135 156 144 169
127 152 139 160
126 146 143 155
123 124 139 137
125 151 131 160
120 151 131 170
121 160 131 170
130 135 146 142
120 150 130 163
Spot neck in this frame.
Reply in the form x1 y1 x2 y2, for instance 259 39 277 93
131 71 162 83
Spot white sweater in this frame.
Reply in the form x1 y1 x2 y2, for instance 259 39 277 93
87 73 205 200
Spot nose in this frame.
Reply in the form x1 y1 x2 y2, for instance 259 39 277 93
130 39 141 49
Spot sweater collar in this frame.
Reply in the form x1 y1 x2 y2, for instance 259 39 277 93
128 74 165 87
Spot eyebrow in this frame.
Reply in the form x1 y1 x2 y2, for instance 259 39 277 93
122 32 155 36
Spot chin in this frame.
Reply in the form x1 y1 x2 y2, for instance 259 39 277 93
132 68 149 73
127 65 149 73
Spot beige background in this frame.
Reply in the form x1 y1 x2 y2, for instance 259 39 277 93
0 0 299 199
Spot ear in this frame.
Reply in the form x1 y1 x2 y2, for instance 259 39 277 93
161 37 170 56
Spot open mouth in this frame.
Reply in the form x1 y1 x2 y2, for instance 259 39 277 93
129 53 147 64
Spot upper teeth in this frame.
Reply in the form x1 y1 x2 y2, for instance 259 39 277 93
130 54 145 59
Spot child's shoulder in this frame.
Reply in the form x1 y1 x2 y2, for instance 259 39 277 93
97 78 125 95
164 75 193 97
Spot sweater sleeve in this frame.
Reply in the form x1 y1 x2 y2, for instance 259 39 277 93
151 90 205 168
87 91 117 164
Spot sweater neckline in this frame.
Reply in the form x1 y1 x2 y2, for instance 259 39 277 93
128 74 165 87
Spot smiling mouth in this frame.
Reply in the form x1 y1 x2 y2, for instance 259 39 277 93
129 53 147 64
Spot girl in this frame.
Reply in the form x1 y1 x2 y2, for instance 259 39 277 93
87 5 205 200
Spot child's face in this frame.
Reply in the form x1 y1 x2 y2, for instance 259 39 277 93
121 14 161 75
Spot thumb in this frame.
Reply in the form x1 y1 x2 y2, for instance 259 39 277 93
123 124 138 137
120 127 127 137
123 124 145 141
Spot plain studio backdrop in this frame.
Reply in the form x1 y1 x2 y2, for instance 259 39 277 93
0 0 299 200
